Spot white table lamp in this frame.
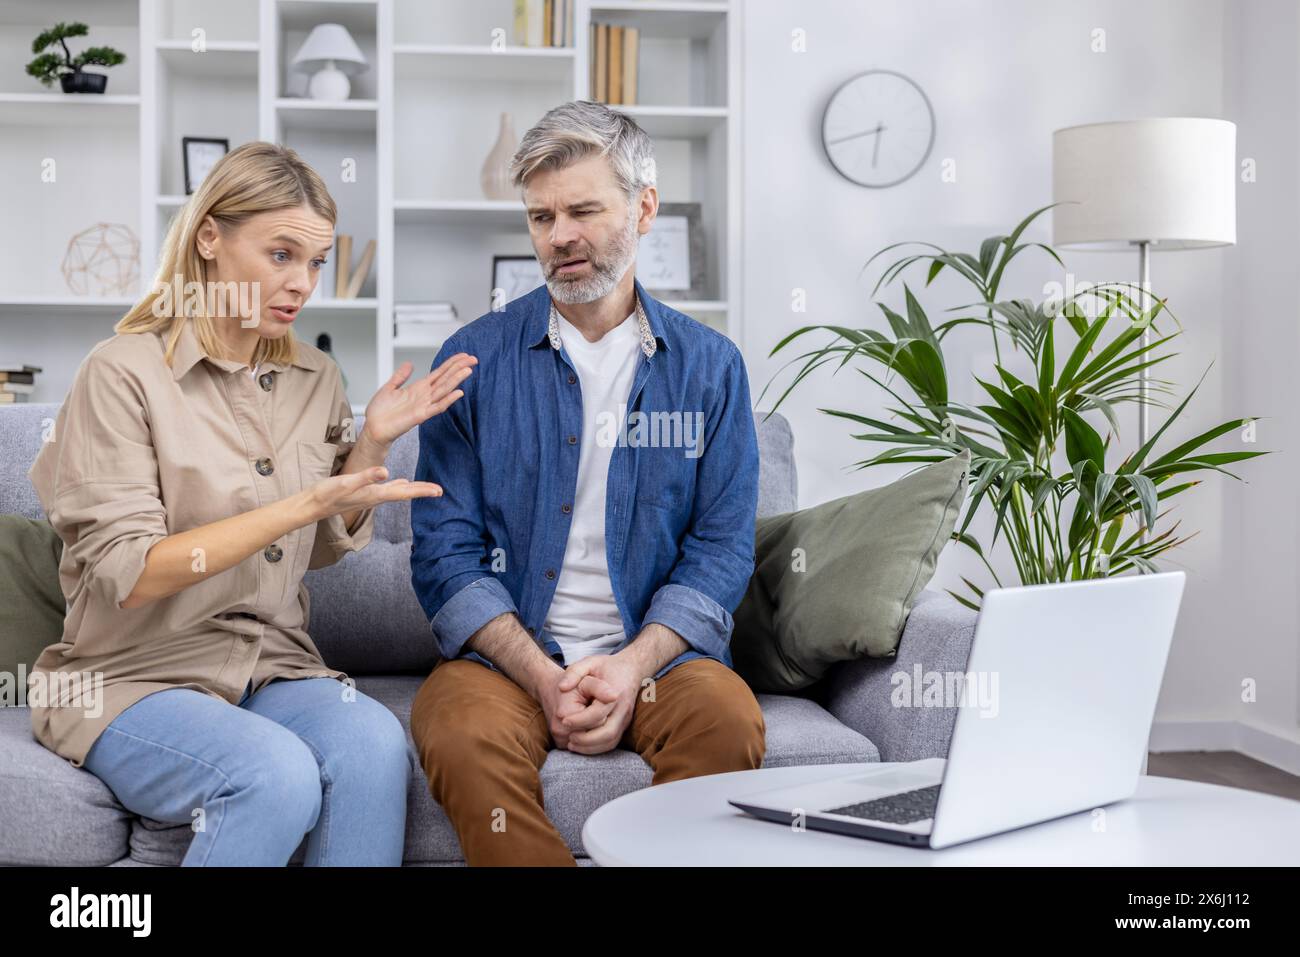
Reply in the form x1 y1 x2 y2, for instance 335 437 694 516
292 23 368 101
1052 117 1236 477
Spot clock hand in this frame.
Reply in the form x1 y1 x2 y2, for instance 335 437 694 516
826 121 888 147
872 122 883 167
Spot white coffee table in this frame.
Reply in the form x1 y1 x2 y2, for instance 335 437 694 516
581 763 1300 866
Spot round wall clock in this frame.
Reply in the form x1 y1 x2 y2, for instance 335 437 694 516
821 69 936 188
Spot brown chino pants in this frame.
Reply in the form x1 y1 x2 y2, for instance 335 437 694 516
410 656 766 866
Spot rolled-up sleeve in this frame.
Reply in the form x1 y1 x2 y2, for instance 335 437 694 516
308 368 376 570
29 350 169 613
641 345 759 660
410 335 518 660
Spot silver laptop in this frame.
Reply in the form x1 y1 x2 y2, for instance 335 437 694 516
729 571 1186 849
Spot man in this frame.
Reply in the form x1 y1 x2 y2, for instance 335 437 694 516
408 100 763 866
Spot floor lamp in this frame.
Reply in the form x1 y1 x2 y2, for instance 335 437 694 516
1052 118 1236 774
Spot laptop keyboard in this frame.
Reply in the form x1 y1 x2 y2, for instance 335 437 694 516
823 784 942 825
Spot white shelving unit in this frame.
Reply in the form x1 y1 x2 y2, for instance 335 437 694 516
0 0 742 412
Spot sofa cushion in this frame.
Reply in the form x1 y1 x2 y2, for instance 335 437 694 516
732 451 969 693
0 516 65 681
0 707 132 865
120 674 878 865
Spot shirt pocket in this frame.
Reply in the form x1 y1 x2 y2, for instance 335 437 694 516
296 440 340 491
637 446 697 511
291 440 342 581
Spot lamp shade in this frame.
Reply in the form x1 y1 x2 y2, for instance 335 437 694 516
1052 118 1236 250
292 23 368 75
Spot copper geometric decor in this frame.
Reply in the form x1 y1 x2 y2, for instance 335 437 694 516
61 222 140 296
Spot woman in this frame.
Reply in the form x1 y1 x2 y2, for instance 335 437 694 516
26 141 476 866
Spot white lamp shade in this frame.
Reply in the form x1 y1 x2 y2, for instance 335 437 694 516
1052 118 1236 250
292 23 368 75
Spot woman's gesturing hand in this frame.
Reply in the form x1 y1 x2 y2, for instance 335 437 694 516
361 353 478 445
304 465 443 523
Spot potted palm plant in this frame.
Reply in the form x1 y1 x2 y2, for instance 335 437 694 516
26 22 126 94
761 205 1268 609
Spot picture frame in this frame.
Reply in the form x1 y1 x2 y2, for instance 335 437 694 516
491 254 545 309
637 201 707 300
182 137 229 195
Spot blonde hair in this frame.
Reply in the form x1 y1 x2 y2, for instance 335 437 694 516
509 100 656 200
115 141 337 368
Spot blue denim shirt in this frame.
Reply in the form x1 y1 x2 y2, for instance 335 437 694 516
409 278 758 681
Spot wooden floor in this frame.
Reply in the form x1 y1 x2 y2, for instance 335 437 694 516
1148 751 1300 802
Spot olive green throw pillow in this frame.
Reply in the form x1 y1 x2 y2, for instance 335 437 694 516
731 450 969 693
0 516 66 696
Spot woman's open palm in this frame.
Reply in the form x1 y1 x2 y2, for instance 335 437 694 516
362 353 477 445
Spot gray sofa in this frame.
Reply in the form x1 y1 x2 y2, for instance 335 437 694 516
0 401 977 866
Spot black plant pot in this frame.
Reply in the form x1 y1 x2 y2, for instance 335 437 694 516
60 71 107 94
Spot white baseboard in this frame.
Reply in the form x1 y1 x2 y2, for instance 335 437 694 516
1149 719 1300 777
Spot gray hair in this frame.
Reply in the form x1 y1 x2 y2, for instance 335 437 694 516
510 100 656 201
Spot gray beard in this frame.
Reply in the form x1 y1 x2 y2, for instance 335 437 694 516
545 208 640 305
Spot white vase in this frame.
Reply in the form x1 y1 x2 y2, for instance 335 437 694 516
480 112 518 201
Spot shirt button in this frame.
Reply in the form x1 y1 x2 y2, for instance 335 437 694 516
567 435 577 445
258 373 274 391
255 457 274 476
567 374 577 385
545 568 556 580
561 503 571 514
264 544 283 563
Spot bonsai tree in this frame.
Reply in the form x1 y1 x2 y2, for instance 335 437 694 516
26 22 126 89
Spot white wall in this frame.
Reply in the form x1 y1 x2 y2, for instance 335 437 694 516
1216 0 1300 761
740 0 1298 764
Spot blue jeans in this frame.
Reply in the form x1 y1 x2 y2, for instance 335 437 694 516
82 677 409 866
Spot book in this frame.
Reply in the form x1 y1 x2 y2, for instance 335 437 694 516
556 0 570 47
396 306 458 320
595 23 608 101
335 234 352 298
590 22 639 104
513 0 528 45
543 0 552 45
622 27 639 104
0 382 35 395
343 239 377 299
0 370 36 383
609 26 623 104
527 0 544 46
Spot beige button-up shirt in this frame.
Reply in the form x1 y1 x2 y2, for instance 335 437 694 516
26 319 376 767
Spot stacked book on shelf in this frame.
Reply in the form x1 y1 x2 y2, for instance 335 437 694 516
513 0 574 47
333 235 377 300
0 363 41 404
590 22 640 105
394 302 461 348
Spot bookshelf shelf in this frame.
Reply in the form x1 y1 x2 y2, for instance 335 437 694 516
0 296 137 313
275 97 379 132
0 93 140 127
394 200 529 227
157 40 260 77
278 0 379 36
0 0 741 406
394 43 577 82
614 104 726 137
588 3 728 41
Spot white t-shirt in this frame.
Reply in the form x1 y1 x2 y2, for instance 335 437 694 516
544 309 642 665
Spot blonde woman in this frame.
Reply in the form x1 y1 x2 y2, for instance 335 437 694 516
26 141 476 866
